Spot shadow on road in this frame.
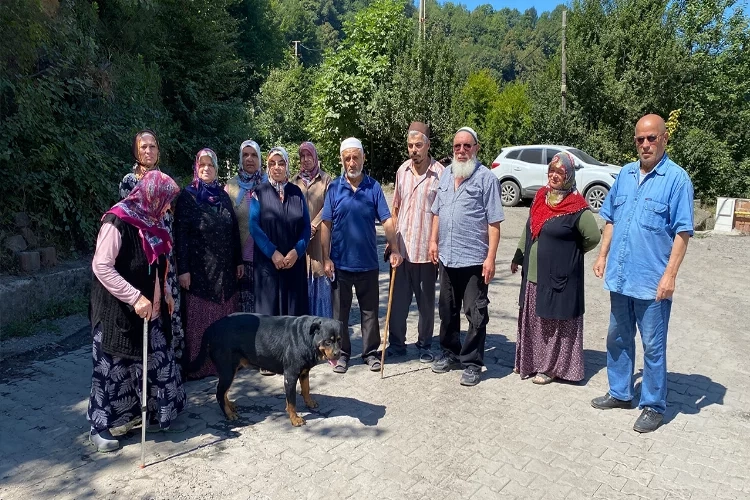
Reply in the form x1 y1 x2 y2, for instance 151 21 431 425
630 370 727 425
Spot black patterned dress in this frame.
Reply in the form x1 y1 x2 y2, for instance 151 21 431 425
120 172 185 365
87 321 186 431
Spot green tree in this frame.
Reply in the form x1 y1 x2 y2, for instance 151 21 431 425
308 0 411 174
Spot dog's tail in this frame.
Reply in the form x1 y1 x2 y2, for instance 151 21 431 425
186 323 213 374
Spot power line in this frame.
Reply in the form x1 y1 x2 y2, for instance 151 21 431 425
299 43 323 52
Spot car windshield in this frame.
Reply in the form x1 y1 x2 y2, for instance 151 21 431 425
567 148 607 166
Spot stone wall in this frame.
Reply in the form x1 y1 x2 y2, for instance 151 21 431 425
0 259 91 336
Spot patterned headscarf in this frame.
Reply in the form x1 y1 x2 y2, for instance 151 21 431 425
236 140 267 205
298 142 320 187
546 151 578 206
106 171 180 264
529 151 588 239
266 147 290 199
185 148 223 207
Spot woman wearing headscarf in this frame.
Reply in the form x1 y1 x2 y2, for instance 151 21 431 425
291 142 333 318
249 146 311 318
117 130 185 368
88 170 186 453
511 152 601 385
174 148 242 379
224 140 267 313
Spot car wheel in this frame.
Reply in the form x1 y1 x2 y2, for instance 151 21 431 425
500 180 521 207
585 184 609 213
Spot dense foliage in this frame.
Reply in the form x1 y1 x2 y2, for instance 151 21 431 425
2 0 749 266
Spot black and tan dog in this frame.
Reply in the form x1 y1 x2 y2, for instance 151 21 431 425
188 313 342 426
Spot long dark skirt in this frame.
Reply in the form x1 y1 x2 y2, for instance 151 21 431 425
514 281 585 382
87 321 185 433
184 292 238 379
254 258 309 317
238 260 255 313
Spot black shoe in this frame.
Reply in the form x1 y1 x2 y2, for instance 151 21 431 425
591 392 632 410
431 352 461 373
633 408 663 433
460 365 481 386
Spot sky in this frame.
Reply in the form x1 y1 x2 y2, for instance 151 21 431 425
436 0 566 15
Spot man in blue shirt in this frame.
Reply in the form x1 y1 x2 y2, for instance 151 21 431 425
591 114 694 433
320 137 403 374
428 127 504 386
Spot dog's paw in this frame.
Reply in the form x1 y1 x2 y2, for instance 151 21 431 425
225 410 239 421
226 400 238 413
290 414 306 427
304 397 318 409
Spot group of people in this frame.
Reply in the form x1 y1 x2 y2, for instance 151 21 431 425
87 112 694 453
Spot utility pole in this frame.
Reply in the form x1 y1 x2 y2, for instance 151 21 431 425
292 40 300 58
418 0 426 40
561 10 567 114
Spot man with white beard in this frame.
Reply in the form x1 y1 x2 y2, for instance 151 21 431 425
320 137 403 374
428 127 504 386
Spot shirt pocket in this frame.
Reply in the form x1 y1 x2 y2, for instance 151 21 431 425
612 195 627 219
640 199 669 232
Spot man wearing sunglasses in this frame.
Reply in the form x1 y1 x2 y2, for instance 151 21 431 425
428 127 504 386
591 114 694 433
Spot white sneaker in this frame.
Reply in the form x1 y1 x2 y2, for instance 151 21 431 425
90 429 120 453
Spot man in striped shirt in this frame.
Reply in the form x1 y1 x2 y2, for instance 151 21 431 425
386 122 445 363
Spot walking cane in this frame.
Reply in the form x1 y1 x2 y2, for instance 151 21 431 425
379 266 397 379
140 317 148 469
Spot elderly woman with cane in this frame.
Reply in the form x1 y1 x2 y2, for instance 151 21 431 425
118 130 186 369
511 151 601 384
87 170 187 453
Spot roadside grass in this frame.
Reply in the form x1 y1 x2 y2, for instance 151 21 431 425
2 295 88 339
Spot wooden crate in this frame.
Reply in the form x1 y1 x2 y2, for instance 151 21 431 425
733 198 750 233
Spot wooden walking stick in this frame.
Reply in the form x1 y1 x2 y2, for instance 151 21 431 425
140 317 148 469
379 265 397 379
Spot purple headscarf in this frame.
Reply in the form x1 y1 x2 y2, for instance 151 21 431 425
185 148 223 207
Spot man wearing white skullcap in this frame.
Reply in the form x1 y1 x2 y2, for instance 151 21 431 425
320 137 403 374
428 126 504 386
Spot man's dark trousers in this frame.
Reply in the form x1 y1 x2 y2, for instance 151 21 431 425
438 263 489 367
332 268 380 362
388 260 437 350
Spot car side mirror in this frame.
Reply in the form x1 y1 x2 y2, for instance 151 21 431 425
574 162 583 170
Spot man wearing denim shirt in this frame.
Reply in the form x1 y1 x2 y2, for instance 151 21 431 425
591 114 694 433
428 127 504 386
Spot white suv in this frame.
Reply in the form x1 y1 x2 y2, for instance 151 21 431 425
490 145 621 212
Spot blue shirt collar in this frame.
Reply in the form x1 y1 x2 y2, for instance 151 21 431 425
631 154 669 176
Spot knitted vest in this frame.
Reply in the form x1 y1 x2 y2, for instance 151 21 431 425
89 214 170 359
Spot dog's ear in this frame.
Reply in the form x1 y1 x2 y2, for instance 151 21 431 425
308 320 322 336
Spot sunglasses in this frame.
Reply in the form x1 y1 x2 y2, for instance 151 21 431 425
452 143 476 151
268 161 287 168
634 134 663 145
